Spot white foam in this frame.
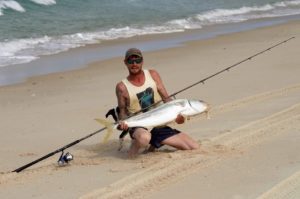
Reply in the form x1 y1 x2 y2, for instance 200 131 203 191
167 18 203 30
275 0 300 7
0 0 25 15
0 24 186 67
163 1 300 28
30 0 56 6
193 1 300 25
196 5 274 23
1 0 300 67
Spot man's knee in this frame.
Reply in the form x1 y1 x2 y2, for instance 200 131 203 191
164 133 199 150
133 129 151 147
189 142 199 150
181 133 199 150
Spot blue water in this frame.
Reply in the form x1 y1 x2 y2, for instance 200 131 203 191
0 0 300 84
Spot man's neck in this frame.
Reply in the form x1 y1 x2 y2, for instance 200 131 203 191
127 70 145 86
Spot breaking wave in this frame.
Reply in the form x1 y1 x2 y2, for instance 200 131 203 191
30 0 56 6
0 0 56 16
1 0 300 67
0 0 25 16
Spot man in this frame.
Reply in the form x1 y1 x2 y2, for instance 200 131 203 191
116 48 199 157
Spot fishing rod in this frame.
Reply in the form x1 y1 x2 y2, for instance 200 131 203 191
12 36 295 173
133 36 296 115
12 126 108 173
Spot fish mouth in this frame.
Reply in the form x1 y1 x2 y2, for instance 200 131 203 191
188 99 209 114
199 100 210 110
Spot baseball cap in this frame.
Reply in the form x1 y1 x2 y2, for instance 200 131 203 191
125 48 143 60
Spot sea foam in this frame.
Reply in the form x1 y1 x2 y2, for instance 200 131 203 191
30 0 56 6
0 0 25 16
1 0 300 67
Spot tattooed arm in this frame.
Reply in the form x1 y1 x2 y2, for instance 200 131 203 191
115 82 129 129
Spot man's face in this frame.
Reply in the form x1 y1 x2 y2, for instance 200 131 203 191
125 55 143 75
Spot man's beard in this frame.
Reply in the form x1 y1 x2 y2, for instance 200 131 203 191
129 67 142 75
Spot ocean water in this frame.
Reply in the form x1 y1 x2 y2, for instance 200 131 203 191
0 0 300 82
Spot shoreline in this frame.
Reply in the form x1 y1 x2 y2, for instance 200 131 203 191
0 14 299 199
1 14 300 87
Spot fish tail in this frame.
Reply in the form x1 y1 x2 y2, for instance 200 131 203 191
95 118 114 143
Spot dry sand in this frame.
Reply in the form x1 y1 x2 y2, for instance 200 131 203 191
0 20 300 199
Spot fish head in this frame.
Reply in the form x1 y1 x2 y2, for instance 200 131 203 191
180 99 209 116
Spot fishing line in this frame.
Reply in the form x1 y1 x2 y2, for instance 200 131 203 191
133 36 296 115
12 36 295 173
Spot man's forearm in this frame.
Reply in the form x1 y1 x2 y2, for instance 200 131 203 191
118 108 128 121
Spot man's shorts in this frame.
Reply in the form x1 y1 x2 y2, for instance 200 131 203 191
129 126 181 148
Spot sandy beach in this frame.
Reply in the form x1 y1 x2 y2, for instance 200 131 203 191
0 19 300 199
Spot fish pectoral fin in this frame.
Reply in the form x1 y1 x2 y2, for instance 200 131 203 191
95 118 114 143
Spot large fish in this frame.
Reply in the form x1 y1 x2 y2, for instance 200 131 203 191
96 99 209 130
96 99 209 147
121 99 209 128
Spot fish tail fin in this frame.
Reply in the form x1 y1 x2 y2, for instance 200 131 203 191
95 118 114 143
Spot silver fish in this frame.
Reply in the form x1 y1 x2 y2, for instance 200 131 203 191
123 99 209 128
95 99 209 144
97 99 209 129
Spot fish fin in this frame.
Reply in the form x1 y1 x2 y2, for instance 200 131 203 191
95 118 114 143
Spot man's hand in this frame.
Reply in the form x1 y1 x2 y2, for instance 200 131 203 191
117 121 129 131
175 114 185 124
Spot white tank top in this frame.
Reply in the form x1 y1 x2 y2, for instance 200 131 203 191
122 69 162 115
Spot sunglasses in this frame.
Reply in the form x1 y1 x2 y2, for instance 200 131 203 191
126 57 143 64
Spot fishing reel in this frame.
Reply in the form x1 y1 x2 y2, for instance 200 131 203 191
57 151 73 166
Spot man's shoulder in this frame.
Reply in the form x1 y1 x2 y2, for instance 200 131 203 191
148 69 160 81
148 69 159 76
148 69 158 74
116 81 126 91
